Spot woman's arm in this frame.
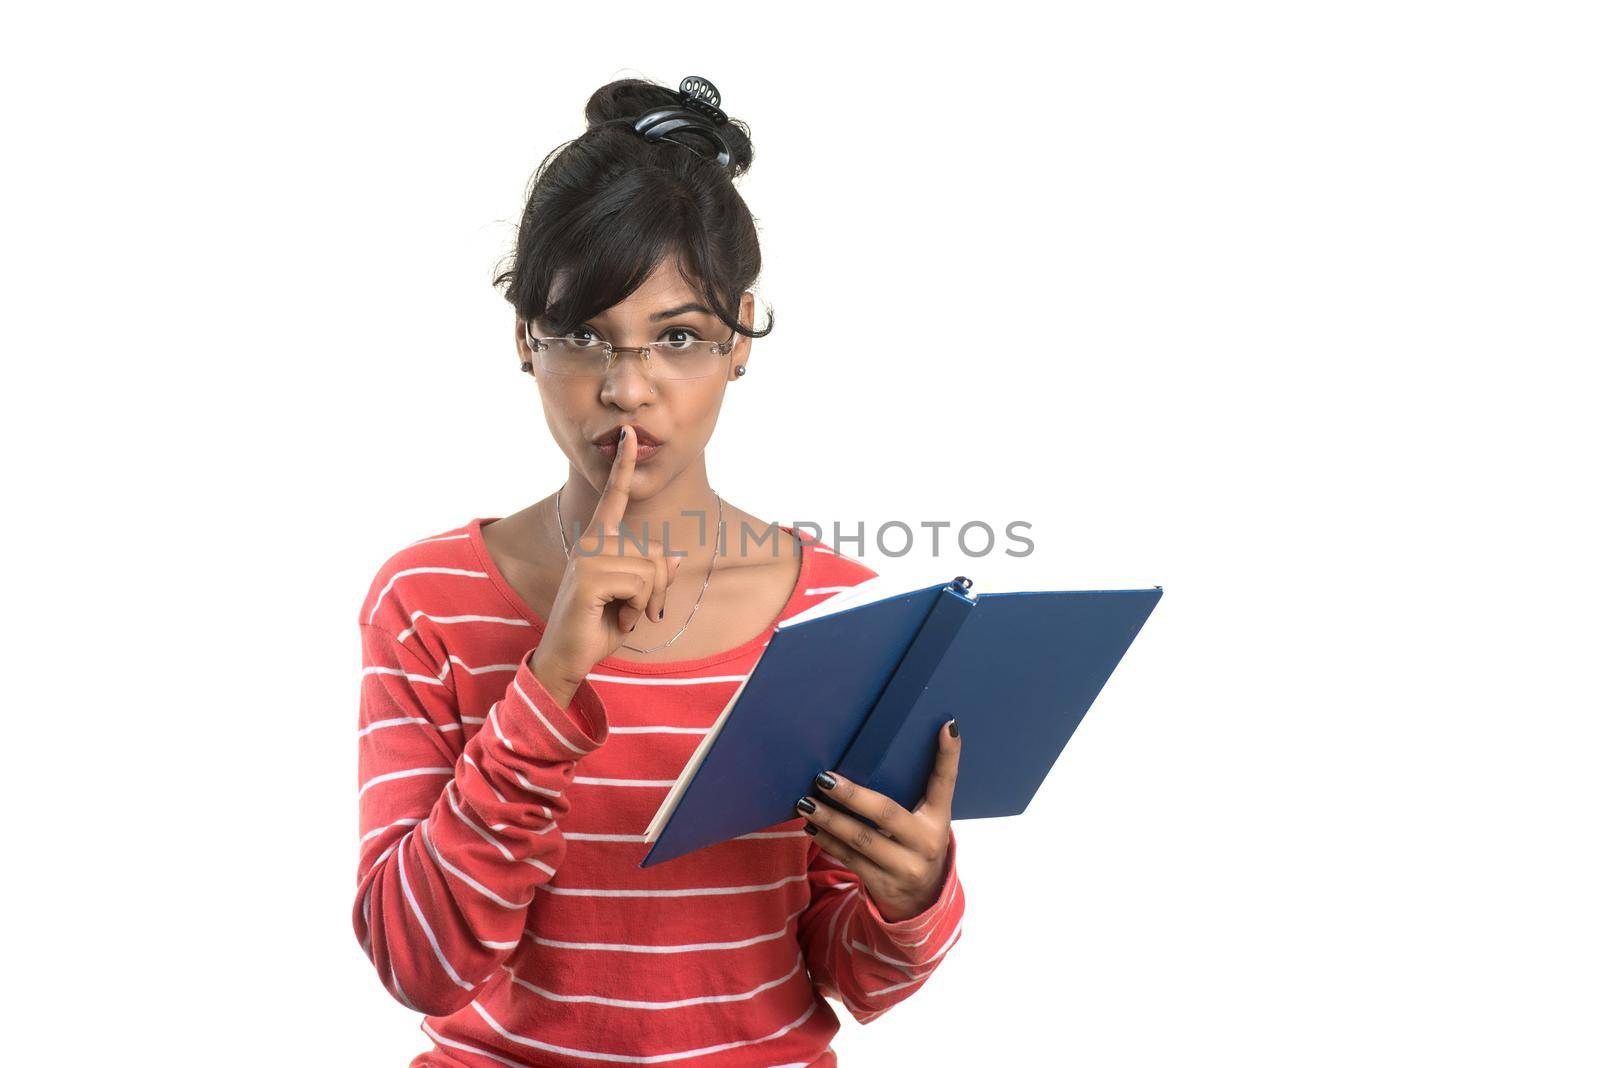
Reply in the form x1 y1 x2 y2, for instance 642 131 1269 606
797 828 966 1024
353 623 608 1017
353 434 680 1014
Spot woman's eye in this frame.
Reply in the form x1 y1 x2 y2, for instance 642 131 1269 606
662 327 701 346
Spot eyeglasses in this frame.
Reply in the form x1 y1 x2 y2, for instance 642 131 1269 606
521 323 737 381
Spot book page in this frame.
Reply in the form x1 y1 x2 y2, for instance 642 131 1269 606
776 572 940 630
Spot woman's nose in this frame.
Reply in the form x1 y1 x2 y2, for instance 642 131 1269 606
597 350 657 407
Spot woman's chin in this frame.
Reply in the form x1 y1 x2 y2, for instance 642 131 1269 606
583 453 661 494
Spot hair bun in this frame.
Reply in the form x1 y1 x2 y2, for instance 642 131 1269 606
583 78 679 128
582 76 755 176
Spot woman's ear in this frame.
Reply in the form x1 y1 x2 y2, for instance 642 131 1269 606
515 317 535 375
728 290 755 381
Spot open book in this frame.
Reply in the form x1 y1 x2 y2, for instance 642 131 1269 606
639 575 1162 868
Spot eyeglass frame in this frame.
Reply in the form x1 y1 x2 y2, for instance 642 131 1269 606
519 321 739 380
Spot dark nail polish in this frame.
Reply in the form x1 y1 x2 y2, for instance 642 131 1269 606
619 426 627 442
949 719 959 738
658 606 665 620
814 771 836 792
795 796 816 815
803 823 818 836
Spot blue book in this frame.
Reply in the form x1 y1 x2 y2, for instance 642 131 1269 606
639 575 1162 868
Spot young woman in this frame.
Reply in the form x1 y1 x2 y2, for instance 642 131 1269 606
354 76 966 1068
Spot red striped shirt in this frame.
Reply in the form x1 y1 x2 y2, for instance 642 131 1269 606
355 518 966 1067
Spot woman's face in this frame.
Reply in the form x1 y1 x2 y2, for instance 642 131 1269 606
516 256 753 502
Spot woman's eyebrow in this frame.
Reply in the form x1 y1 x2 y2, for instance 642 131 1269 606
650 302 713 321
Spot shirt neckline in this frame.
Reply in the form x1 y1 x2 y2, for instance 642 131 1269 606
466 515 819 676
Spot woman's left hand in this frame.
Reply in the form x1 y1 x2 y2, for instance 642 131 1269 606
795 719 962 922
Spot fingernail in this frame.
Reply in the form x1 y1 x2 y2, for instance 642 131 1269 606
803 823 818 836
795 797 816 815
658 606 665 620
949 719 959 738
619 426 627 442
814 771 836 792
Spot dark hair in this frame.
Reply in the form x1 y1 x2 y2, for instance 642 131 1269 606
492 77 774 342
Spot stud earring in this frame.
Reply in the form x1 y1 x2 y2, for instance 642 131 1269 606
734 365 747 377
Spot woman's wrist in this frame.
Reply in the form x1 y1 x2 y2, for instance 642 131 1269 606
528 648 582 709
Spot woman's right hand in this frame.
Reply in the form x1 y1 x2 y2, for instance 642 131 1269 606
530 426 685 709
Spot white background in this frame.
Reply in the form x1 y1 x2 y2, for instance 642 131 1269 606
4 3 1596 1065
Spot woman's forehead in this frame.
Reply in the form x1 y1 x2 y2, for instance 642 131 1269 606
600 288 711 320
549 259 712 322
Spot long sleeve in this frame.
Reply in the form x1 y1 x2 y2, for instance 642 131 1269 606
353 623 609 1017
797 826 966 1024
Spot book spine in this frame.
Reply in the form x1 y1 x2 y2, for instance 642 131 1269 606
832 580 975 812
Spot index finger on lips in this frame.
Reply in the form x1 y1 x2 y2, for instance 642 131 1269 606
587 425 636 538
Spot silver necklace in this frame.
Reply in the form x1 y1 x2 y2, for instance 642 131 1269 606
555 484 723 654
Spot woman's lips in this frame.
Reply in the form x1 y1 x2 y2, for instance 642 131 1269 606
596 440 661 463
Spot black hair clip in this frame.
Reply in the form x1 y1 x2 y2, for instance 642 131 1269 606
633 75 733 168
676 76 728 125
